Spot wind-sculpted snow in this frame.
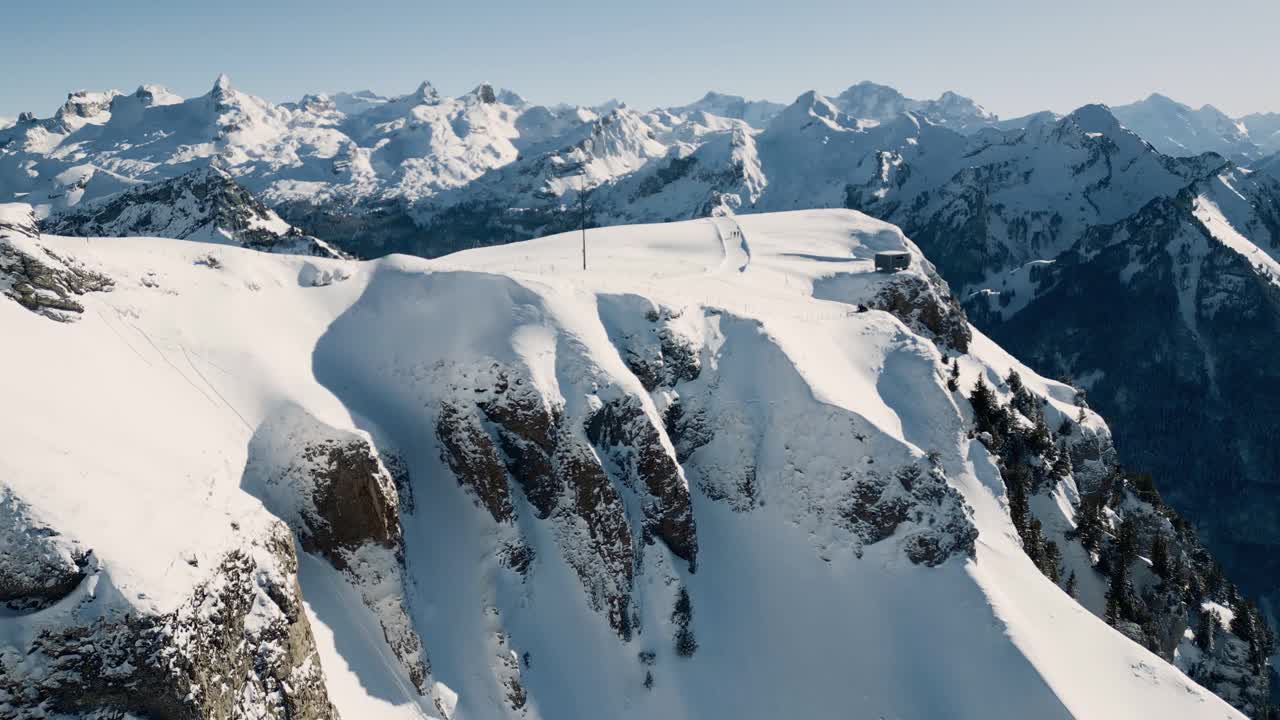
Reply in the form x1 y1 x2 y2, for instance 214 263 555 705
0 208 1251 719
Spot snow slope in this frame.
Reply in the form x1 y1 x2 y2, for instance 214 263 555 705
0 208 1246 719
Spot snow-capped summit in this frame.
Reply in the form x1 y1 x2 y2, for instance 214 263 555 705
129 83 183 108
465 82 499 104
832 81 911 121
211 72 233 96
832 81 998 133
408 80 442 104
327 89 391 116
766 90 861 134
667 91 786 129
1111 92 1261 161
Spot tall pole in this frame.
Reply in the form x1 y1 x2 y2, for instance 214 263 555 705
579 177 587 270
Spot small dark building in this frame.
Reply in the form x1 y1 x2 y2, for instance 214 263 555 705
875 251 910 272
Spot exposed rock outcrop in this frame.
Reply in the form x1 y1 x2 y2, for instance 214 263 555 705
44 168 344 258
839 463 979 566
870 269 972 353
586 395 698 569
0 523 338 720
436 368 640 638
1 203 112 321
243 407 436 705
0 487 91 612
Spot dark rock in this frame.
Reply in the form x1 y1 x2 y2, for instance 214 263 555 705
0 525 338 720
0 488 90 612
1 208 113 321
294 437 401 569
586 395 698 569
436 401 516 523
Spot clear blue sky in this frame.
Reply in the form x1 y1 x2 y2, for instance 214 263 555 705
3 0 1278 119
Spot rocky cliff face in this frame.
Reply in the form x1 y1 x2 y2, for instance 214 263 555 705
0 488 91 612
43 167 343 257
0 203 113 321
242 406 443 713
0 515 338 720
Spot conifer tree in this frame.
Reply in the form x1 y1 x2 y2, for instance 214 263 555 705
1051 448 1072 479
1105 561 1127 626
1042 540 1063 583
672 586 698 657
1073 494 1105 553
1196 610 1219 652
1005 369 1024 395
1117 516 1139 567
1150 533 1171 581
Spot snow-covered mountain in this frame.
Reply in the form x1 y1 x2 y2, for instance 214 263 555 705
2 206 1266 718
976 165 1280 625
847 103 1221 293
5 76 1280 643
1109 94 1280 162
44 166 343 257
832 81 999 132
1111 94 1261 162
837 102 1280 626
666 91 785 129
0 76 603 219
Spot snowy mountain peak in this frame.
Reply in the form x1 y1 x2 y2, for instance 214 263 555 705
212 72 233 97
667 91 785 129
934 90 994 120
496 88 527 107
410 80 441 104
1142 91 1181 108
832 82 996 132
130 83 183 107
51 89 121 132
774 90 847 129
468 82 498 104
1063 103 1124 135
1112 93 1261 160
834 80 908 116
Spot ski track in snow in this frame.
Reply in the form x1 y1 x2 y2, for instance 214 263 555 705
711 215 751 273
